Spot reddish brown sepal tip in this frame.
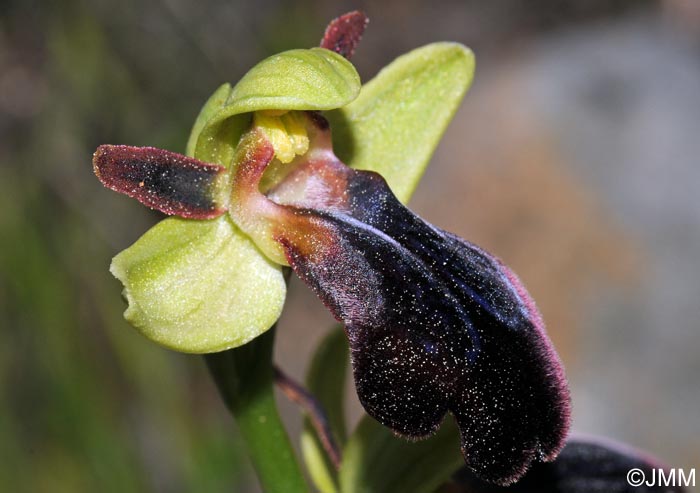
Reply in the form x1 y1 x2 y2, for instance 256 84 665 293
320 11 368 60
93 144 227 219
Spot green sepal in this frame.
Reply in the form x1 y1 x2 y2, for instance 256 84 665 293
328 42 475 203
300 326 349 493
185 82 233 158
339 416 464 493
110 216 286 353
227 48 360 114
192 48 361 168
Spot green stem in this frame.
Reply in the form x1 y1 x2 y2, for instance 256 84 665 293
205 327 307 493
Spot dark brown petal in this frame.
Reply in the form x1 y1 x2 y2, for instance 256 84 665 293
93 145 228 219
320 11 369 60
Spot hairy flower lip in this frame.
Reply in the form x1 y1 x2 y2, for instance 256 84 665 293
93 15 572 486
275 199 571 485
226 113 571 485
95 37 477 357
93 110 571 484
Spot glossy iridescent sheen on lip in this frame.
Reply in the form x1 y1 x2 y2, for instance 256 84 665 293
93 110 571 485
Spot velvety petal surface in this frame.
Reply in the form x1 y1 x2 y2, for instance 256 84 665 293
93 145 228 219
98 46 359 353
320 11 368 59
230 115 570 485
277 179 570 484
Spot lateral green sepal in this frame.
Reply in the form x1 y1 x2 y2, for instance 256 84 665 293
328 42 475 203
110 216 286 353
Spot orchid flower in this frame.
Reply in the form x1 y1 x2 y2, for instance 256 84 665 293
93 12 570 486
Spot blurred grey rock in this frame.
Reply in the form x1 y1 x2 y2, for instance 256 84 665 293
523 15 700 475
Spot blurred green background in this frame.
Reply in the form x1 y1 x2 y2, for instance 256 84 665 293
2 1 699 491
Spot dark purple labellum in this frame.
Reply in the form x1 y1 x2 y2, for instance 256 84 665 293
93 145 227 219
223 113 572 485
320 11 369 60
94 110 571 486
275 170 570 484
450 436 687 492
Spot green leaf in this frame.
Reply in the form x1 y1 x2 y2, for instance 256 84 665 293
307 326 349 443
110 216 286 353
339 416 464 493
301 327 349 493
328 42 475 204
192 48 361 167
301 433 337 493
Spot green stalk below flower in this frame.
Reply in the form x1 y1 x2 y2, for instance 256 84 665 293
205 327 308 493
